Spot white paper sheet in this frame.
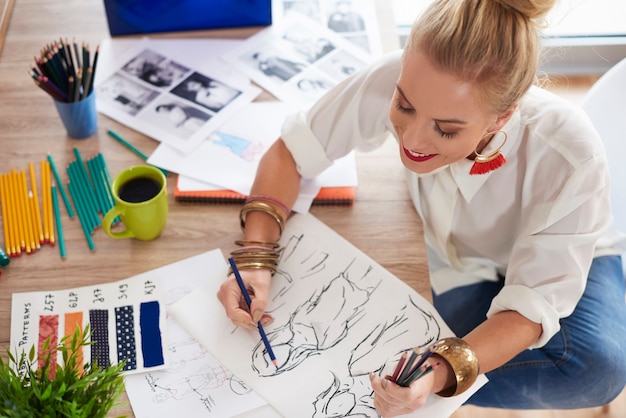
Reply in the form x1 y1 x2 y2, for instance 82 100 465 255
149 100 358 212
169 213 487 417
220 14 373 109
123 250 268 417
272 0 385 56
95 38 261 154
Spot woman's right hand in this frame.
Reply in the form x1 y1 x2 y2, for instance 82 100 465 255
217 268 274 329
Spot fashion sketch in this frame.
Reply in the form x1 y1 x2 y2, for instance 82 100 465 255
244 229 442 416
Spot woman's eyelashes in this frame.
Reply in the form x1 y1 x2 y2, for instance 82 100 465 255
434 123 456 139
394 95 457 139
394 98 413 114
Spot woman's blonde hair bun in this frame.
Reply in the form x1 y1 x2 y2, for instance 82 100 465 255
494 0 556 21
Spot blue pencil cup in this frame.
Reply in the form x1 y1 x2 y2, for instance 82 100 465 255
53 91 98 139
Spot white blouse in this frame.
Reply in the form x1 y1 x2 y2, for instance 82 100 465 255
281 50 626 347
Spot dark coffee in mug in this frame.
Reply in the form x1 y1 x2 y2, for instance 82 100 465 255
118 176 162 203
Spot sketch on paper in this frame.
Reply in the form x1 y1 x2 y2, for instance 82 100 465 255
123 250 268 418
209 131 264 162
170 214 484 418
243 232 441 416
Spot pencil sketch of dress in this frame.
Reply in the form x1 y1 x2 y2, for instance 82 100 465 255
243 230 442 417
169 214 481 418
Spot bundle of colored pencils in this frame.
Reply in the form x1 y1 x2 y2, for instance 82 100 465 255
28 38 99 103
0 163 56 257
387 346 440 387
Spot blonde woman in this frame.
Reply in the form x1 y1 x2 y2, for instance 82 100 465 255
218 0 626 414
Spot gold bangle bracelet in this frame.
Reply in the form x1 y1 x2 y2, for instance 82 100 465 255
234 239 281 249
239 201 285 236
431 337 479 397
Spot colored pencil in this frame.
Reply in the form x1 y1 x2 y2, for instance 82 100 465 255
228 257 278 369
10 170 26 252
40 161 50 243
67 162 97 232
72 148 100 223
93 154 114 213
29 162 45 243
0 174 13 256
86 157 108 214
67 181 95 251
18 170 36 252
401 362 439 387
47 154 75 218
2 173 18 256
399 349 433 385
394 348 435 387
107 130 169 176
389 352 408 382
11 170 28 254
51 184 66 259
44 161 55 246
30 39 99 102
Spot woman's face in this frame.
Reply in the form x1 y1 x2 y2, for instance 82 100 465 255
390 49 500 174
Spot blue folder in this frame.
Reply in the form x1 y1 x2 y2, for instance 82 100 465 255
104 0 272 36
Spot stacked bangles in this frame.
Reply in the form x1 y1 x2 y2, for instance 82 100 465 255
229 195 290 275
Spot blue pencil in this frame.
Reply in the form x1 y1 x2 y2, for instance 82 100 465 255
228 257 278 369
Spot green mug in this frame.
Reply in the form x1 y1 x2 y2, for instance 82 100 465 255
102 165 168 240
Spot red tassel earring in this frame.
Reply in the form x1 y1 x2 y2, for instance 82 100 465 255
469 131 508 175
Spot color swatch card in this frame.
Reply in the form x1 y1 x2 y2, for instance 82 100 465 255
10 274 168 375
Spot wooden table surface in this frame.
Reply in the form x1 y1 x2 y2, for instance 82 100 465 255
0 0 427 415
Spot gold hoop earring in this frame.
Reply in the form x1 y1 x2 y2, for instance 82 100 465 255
469 130 507 175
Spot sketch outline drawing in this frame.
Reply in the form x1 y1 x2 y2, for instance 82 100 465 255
170 214 487 418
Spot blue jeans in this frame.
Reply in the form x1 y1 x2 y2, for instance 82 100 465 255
432 255 626 409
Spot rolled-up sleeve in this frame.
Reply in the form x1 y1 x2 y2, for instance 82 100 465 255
281 51 402 179
488 153 611 348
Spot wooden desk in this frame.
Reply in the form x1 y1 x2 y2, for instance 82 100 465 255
0 0 427 415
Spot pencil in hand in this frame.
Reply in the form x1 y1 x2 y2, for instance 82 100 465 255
228 257 278 369
388 345 437 387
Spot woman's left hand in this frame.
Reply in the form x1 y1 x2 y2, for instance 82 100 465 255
369 371 434 417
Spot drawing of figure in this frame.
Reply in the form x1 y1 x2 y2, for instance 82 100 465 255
242 231 441 416
146 364 228 403
311 297 441 417
210 132 263 162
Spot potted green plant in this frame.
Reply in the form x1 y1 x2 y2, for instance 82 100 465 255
0 325 126 417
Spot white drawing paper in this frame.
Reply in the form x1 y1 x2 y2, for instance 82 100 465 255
95 38 261 154
220 14 372 109
123 250 268 418
272 0 384 56
148 101 358 212
169 213 487 417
